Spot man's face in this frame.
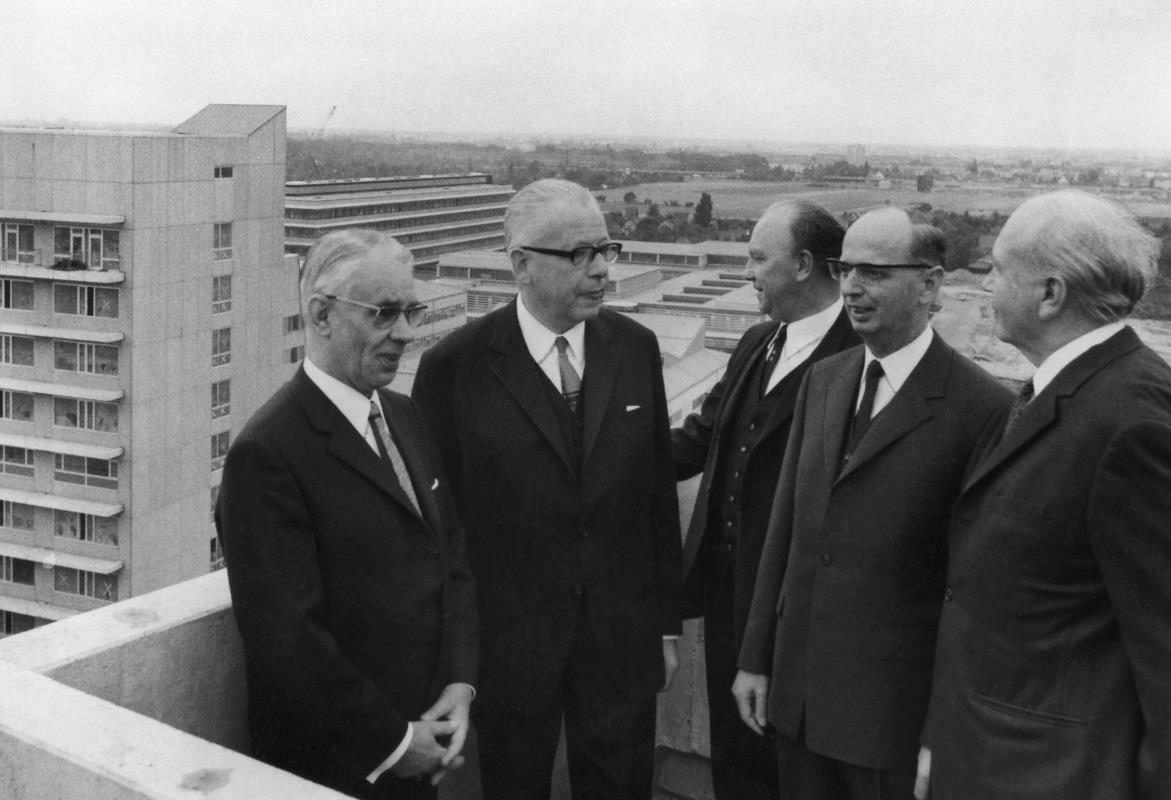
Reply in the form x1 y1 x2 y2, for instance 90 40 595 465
322 245 418 395
514 201 610 333
985 224 1040 351
838 210 935 357
745 207 801 321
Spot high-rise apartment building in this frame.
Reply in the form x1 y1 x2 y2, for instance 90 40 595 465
0 105 296 634
283 173 514 276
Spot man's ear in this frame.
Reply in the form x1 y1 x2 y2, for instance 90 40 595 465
306 296 332 336
1037 276 1067 321
509 249 531 287
794 250 815 281
920 265 945 305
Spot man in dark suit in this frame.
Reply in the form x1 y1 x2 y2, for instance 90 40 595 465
733 207 1011 799
217 230 478 800
672 200 857 800
412 179 681 800
916 191 1171 800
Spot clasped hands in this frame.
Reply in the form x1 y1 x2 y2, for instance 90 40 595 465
392 683 474 786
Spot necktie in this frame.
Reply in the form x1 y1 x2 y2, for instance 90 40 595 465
849 360 885 452
554 336 581 413
1000 379 1035 440
368 399 421 515
760 324 787 396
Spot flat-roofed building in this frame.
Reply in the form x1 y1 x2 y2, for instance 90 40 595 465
0 104 296 634
614 239 748 278
284 174 514 277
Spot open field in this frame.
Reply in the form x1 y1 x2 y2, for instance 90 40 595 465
601 180 1171 221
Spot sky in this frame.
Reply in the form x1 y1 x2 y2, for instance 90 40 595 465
2 0 1169 152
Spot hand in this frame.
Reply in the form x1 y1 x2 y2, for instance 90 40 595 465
391 719 459 780
420 683 474 784
914 747 931 799
731 670 769 735
660 639 680 691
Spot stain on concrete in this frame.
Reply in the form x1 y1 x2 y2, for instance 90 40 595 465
179 768 232 794
113 607 160 628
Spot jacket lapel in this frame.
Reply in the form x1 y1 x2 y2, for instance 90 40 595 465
963 327 1143 492
378 391 440 528
722 324 773 433
487 302 574 470
836 334 949 483
581 314 619 467
822 347 863 480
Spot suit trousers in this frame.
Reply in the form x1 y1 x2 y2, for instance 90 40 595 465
703 564 779 800
776 732 916 800
475 602 656 800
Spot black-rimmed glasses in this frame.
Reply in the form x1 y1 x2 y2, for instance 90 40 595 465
826 259 933 282
325 295 428 328
519 242 622 267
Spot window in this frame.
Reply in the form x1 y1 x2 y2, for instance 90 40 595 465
212 275 232 313
1 279 34 310
288 345 305 364
214 165 234 179
1 391 34 422
53 398 118 432
210 537 225 571
211 431 230 471
0 556 35 585
284 313 303 334
1 611 36 637
54 567 118 602
53 227 119 270
54 454 118 489
1 501 35 532
0 335 34 366
54 510 119 546
54 284 119 318
213 222 233 260
54 341 118 375
212 328 231 366
2 223 35 263
211 379 230 419
210 485 220 523
0 446 34 478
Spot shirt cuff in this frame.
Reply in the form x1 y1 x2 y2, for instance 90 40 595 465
366 722 413 784
663 635 680 640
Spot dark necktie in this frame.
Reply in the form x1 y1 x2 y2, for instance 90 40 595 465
849 360 885 452
760 324 787 396
555 336 581 413
368 399 421 515
1000 379 1035 440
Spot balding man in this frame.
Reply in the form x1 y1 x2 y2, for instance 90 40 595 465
917 191 1171 800
672 200 857 800
413 179 681 800
218 230 477 800
733 208 1011 799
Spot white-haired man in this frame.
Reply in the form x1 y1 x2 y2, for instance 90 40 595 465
917 191 1171 799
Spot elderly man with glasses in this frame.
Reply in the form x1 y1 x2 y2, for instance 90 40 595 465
413 179 681 800
217 229 478 800
733 207 1010 800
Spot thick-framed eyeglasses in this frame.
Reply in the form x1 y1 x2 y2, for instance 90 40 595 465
325 295 428 328
519 242 622 267
826 259 931 282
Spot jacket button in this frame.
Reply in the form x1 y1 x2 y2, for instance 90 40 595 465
573 584 583 596
580 527 589 540
820 553 832 566
749 422 757 431
739 445 748 453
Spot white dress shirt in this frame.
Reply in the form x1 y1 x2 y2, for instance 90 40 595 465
1031 321 1125 396
516 294 586 387
856 326 935 419
765 298 844 394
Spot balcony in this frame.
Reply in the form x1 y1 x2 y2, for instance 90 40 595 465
1 249 124 284
0 479 714 799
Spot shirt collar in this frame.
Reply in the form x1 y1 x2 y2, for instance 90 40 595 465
303 356 382 437
863 325 935 393
782 298 843 360
1032 321 1125 396
516 294 586 366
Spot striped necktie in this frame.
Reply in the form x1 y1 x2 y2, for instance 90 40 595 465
368 398 421 515
554 336 581 413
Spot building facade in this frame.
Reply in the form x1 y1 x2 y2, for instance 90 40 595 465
0 105 296 634
284 174 514 277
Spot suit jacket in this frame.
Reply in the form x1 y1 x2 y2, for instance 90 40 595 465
216 368 477 798
738 333 1011 771
924 327 1171 800
412 301 681 713
673 310 859 638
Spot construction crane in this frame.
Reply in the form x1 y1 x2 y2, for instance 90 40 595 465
312 106 338 179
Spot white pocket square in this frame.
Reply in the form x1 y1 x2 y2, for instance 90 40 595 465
626 405 642 412
430 478 440 490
